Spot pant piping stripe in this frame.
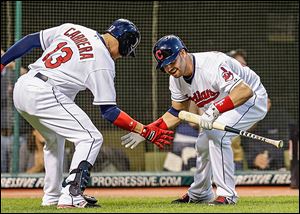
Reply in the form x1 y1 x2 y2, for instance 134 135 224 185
220 93 257 197
51 87 95 161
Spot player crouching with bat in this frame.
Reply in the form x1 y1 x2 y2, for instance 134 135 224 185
121 35 269 205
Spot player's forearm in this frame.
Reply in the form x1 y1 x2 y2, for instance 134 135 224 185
159 100 189 129
161 112 181 129
112 111 142 133
1 32 41 67
102 107 173 147
228 81 253 108
100 105 142 133
212 81 253 114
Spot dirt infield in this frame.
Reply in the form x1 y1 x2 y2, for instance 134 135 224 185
1 186 299 198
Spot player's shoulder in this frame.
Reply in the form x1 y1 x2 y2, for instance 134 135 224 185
192 52 228 75
195 51 227 64
58 23 94 31
52 23 77 30
43 23 79 34
42 23 94 33
193 51 227 59
95 52 115 71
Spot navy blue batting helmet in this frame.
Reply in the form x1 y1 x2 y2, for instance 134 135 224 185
106 19 141 57
153 35 188 71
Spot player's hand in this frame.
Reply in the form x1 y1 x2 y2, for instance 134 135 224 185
199 104 220 129
121 132 146 149
140 122 174 149
147 118 167 130
121 118 171 149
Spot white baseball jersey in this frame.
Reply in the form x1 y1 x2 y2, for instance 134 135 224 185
13 23 116 205
169 51 266 109
29 23 116 104
168 51 268 203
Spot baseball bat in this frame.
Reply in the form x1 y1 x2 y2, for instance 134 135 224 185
178 110 284 148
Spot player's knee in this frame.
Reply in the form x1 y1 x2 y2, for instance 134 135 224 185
43 139 57 151
93 131 103 147
82 131 103 146
195 140 209 154
195 132 209 153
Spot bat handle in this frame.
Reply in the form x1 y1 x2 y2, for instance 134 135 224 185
212 121 226 131
179 110 227 131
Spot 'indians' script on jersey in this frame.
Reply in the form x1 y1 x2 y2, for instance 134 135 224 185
190 89 220 108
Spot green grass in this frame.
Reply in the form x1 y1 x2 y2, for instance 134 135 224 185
1 196 298 213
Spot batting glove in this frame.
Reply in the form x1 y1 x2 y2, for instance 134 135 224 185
121 132 145 149
199 104 220 130
121 118 171 149
140 122 174 149
147 117 168 130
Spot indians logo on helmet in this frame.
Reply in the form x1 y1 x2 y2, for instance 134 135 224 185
155 50 164 60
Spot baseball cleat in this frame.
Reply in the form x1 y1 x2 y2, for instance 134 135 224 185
208 196 236 205
57 200 101 209
57 200 88 209
83 195 98 204
171 193 194 203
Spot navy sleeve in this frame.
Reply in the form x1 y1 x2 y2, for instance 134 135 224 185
1 32 41 65
100 105 121 123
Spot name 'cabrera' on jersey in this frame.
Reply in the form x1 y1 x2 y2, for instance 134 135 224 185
169 51 266 109
28 23 116 105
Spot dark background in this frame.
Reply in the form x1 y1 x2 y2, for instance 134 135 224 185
1 1 298 170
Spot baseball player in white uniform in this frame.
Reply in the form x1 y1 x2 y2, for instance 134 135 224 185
1 19 173 208
121 35 268 205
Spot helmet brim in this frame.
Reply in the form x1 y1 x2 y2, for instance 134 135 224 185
156 51 179 71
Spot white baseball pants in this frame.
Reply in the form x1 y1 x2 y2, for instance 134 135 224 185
13 71 103 205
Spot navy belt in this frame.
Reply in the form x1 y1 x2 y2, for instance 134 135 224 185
34 72 48 82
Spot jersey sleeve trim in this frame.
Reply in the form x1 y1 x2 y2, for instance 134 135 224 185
93 101 117 105
171 97 189 103
39 30 46 50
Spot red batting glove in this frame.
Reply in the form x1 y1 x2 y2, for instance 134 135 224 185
148 117 168 130
140 122 174 149
1 64 5 73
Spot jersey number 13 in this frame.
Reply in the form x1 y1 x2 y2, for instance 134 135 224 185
42 42 73 69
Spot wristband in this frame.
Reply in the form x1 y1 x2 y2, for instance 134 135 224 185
113 111 138 132
214 96 234 113
1 64 5 72
167 107 180 118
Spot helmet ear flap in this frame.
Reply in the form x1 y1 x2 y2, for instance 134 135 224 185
106 19 140 57
118 33 129 57
118 31 140 57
